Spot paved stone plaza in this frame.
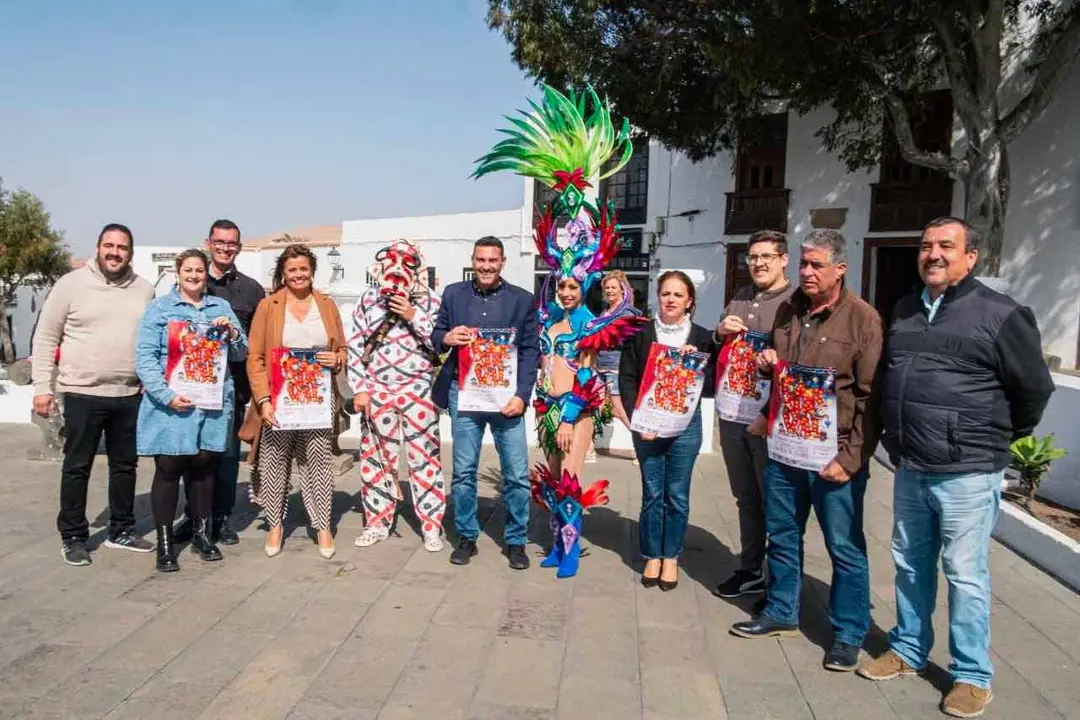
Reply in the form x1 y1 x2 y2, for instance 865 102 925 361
0 423 1077 719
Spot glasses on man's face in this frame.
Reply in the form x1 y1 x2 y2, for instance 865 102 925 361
745 253 780 266
211 240 240 251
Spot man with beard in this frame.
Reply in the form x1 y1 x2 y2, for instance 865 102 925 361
432 236 540 569
858 217 1054 718
173 219 265 546
32 223 155 566
346 239 445 551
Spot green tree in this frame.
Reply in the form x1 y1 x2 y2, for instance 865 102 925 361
0 180 70 363
487 0 1080 275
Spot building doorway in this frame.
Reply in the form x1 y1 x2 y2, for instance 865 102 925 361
862 238 921 327
725 243 753 305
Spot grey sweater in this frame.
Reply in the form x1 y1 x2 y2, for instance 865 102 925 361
31 262 154 397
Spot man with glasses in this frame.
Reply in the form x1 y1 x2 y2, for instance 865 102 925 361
174 219 265 545
731 229 884 676
712 230 794 603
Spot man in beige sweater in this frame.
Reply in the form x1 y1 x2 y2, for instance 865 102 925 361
32 223 155 566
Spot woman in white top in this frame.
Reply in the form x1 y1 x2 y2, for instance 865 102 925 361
243 245 347 559
618 271 717 591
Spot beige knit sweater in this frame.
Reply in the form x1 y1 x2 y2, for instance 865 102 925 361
31 261 154 397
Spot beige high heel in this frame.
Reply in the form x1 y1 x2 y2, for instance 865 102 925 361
318 530 335 559
265 526 283 557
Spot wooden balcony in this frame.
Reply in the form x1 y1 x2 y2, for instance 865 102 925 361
868 180 954 232
724 188 790 235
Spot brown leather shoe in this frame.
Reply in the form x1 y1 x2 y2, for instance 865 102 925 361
856 650 921 681
942 682 993 718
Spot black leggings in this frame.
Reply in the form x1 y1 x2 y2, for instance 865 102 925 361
152 452 218 526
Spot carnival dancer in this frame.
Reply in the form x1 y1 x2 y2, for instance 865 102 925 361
472 83 647 578
346 239 446 552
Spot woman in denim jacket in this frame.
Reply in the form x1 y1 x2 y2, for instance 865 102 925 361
135 249 248 572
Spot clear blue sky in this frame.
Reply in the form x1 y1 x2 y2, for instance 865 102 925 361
0 0 537 255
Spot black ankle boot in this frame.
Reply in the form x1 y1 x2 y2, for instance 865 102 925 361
213 516 240 546
155 525 179 573
191 518 223 561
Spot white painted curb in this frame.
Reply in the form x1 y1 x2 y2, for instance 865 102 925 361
992 497 1080 593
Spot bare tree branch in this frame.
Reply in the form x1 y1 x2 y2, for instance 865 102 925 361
1001 7 1080 141
883 91 965 173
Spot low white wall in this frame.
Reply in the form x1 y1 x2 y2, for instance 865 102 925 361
0 382 33 424
1035 372 1080 509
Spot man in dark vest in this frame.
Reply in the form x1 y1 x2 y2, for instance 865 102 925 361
858 217 1054 719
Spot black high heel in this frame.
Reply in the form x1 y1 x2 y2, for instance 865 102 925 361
642 574 660 588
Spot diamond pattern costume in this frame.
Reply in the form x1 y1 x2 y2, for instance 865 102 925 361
473 84 646 578
346 240 445 542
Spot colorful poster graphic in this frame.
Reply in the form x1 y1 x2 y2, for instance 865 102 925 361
715 330 772 424
164 320 228 410
457 328 518 412
269 347 332 430
766 361 838 471
630 343 709 438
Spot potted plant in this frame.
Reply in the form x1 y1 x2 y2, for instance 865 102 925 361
1008 434 1067 513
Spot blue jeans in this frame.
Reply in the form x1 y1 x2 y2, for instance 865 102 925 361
448 382 531 545
632 411 703 559
889 468 1002 689
762 459 870 647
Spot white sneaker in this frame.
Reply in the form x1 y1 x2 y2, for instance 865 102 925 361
423 531 444 553
355 525 389 547
584 449 598 464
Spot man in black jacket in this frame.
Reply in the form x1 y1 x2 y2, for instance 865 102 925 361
175 219 265 545
857 217 1054 719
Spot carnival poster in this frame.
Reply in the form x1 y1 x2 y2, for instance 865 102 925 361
766 361 838 472
629 343 709 438
269 347 332 430
457 327 518 413
715 330 772 424
164 320 228 410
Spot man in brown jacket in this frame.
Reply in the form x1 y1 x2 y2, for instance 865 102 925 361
712 230 795 601
730 229 883 675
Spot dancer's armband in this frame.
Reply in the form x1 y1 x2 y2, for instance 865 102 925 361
557 367 599 425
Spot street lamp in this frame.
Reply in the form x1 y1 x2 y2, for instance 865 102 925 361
327 247 343 283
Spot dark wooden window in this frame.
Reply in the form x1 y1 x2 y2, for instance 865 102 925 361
600 139 649 225
724 243 754 305
726 114 790 235
462 267 475 282
870 90 955 232
533 183 569 228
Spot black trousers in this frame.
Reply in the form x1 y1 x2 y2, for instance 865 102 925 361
57 393 140 542
153 452 217 526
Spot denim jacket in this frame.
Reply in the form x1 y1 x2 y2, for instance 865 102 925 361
135 289 248 456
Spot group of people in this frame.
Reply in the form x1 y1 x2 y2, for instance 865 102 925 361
28 83 1058 720
707 221 1054 718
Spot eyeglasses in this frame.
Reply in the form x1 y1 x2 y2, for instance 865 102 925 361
211 240 240 251
745 253 781 266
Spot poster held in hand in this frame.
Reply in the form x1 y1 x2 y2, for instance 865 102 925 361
766 361 838 471
269 347 332 430
457 328 518 412
715 330 772 424
630 343 709 438
165 320 228 410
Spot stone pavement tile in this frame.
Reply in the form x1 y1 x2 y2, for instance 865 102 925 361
473 637 564 710
21 663 157 719
990 562 1080 663
987 599 1079 717
468 704 554 720
351 581 446 639
195 592 373 719
497 582 572 642
714 682 813 720
301 630 421 713
777 634 897 720
346 537 422 580
149 626 276 686
558 596 641 720
635 580 701 631
214 573 322 635
286 697 378 720
382 624 494 718
393 569 456 590
638 626 727 719
103 680 220 720
432 572 512 630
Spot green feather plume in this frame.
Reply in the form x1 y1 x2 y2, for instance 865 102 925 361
472 83 633 187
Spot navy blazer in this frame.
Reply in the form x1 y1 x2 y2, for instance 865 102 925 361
431 279 540 410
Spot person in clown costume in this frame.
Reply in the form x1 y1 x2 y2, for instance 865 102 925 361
346 239 446 552
472 84 647 578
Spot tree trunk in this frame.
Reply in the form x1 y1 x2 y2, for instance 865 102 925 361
963 132 1010 277
0 297 13 364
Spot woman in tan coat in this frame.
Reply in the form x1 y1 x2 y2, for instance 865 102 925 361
244 245 347 559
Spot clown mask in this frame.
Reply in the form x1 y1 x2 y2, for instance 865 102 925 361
369 239 424 300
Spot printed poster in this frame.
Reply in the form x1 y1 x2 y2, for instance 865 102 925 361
766 361 838 472
269 347 333 430
630 343 709 438
165 320 228 410
457 327 518 413
715 330 772 424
